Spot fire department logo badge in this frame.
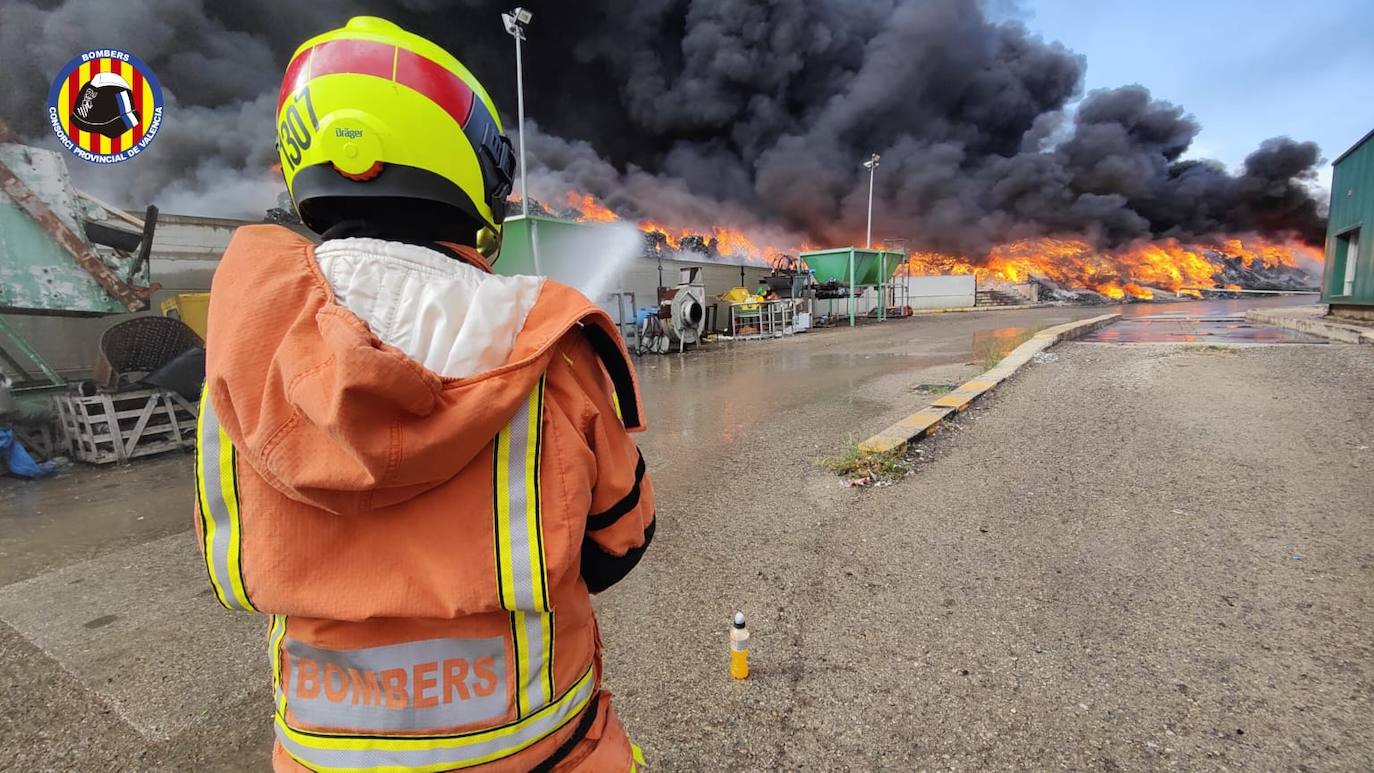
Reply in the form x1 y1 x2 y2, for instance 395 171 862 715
46 49 164 164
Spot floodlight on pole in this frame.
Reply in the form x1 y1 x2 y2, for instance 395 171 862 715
863 153 880 249
502 7 540 273
502 8 533 218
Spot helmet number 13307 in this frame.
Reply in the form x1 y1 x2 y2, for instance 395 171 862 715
279 88 319 170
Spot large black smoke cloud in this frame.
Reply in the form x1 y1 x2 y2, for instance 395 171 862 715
0 0 1326 254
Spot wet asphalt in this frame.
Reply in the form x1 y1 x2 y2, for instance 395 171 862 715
4 299 1370 770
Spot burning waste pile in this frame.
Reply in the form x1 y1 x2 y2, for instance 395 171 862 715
904 236 1321 303
514 191 786 267
549 192 1321 302
0 0 1330 300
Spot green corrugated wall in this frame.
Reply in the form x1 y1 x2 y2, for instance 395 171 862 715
1322 130 1374 306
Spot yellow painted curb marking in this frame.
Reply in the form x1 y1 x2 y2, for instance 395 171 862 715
852 313 1119 455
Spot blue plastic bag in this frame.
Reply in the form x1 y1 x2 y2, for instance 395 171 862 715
0 427 59 479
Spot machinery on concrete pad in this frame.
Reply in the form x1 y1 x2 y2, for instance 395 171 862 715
640 266 708 354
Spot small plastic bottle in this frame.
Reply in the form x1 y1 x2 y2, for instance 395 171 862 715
729 611 750 680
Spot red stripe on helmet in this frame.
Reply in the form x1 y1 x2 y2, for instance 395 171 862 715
276 38 475 129
394 47 474 128
278 46 314 112
278 39 391 113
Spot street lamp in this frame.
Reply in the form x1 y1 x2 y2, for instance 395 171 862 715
862 153 880 249
501 7 540 272
501 7 533 217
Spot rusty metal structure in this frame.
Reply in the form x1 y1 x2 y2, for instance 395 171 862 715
0 118 159 387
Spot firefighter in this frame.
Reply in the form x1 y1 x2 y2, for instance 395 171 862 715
195 16 654 771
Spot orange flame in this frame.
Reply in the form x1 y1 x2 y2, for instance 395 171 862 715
560 191 794 260
565 192 617 222
907 235 1315 297
1221 238 1297 268
558 189 1317 295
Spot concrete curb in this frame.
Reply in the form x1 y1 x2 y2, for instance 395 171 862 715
858 313 1120 454
1246 306 1374 345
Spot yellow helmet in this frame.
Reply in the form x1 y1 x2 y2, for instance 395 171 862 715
276 16 515 244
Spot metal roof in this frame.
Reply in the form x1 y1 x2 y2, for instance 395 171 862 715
1332 127 1374 167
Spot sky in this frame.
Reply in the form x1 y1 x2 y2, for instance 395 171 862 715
1013 0 1374 193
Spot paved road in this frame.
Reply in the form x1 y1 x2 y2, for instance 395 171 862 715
4 299 1370 771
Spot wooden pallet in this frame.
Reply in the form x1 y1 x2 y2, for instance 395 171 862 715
53 388 198 464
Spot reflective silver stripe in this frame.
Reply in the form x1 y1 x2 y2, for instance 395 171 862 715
281 636 507 731
270 614 288 714
494 379 555 718
274 665 597 772
196 393 254 611
514 610 548 715
504 391 538 612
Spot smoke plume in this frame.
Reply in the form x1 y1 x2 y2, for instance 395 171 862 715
0 0 1327 255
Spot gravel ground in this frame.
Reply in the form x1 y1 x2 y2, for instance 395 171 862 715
601 342 1374 771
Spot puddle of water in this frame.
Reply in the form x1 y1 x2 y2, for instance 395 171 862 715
1082 316 1327 344
1117 295 1316 319
636 348 926 446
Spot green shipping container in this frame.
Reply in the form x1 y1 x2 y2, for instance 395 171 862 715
1321 129 1374 314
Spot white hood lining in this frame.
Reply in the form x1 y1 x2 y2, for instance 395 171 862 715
315 238 545 379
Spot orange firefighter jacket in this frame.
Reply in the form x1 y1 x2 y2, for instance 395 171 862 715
194 225 655 772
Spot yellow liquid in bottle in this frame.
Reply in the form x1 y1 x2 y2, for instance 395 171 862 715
730 612 750 680
730 648 749 680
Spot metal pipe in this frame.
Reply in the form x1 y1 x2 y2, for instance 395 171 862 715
879 251 886 322
866 165 875 249
849 247 856 327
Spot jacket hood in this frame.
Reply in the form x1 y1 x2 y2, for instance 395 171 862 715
204 225 642 515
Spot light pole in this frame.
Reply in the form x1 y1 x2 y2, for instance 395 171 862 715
501 7 538 271
502 7 532 217
863 153 880 249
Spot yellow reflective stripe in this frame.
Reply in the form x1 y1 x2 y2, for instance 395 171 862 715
511 610 531 717
529 383 555 704
195 390 231 609
540 609 555 708
524 384 547 610
493 424 518 610
270 614 288 714
196 392 256 612
274 664 596 772
493 378 554 719
611 390 623 421
217 426 253 610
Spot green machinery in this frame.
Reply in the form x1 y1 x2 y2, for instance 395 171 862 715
799 247 905 326
0 120 159 390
